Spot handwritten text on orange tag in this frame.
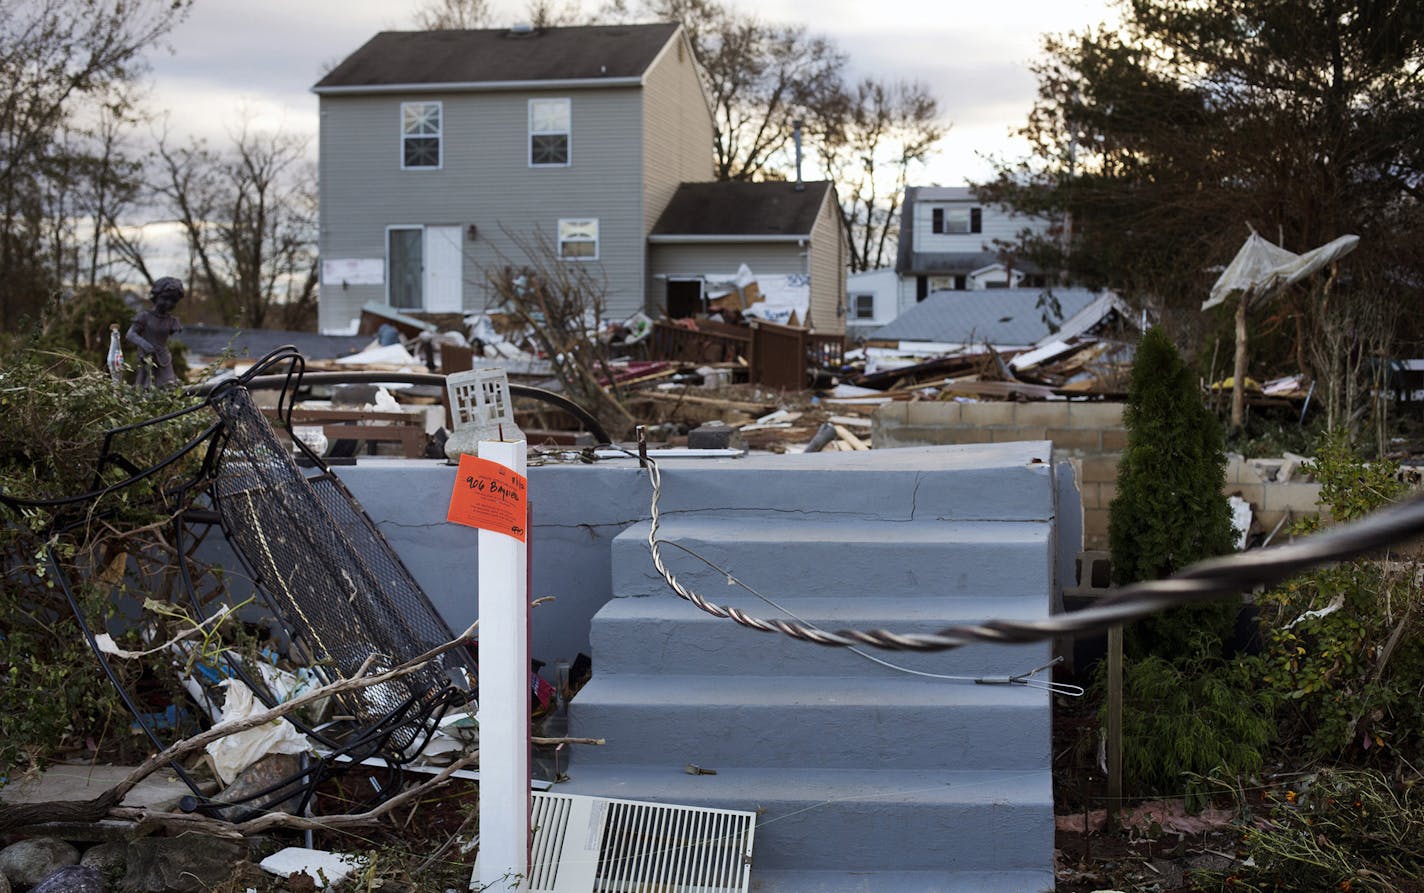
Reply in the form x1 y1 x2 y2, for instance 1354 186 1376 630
446 454 528 542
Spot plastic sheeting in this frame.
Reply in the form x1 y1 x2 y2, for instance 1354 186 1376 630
205 679 312 785
1203 232 1360 310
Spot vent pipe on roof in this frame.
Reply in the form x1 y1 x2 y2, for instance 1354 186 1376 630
793 119 805 192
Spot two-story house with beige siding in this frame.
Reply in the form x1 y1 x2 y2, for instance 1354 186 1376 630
314 24 847 336
893 186 1052 320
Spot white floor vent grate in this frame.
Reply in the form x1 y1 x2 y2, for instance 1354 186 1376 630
480 791 756 892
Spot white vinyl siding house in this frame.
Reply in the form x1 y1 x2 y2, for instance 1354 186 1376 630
894 185 1054 314
314 24 710 333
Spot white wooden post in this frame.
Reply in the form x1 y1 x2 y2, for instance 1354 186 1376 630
476 438 529 891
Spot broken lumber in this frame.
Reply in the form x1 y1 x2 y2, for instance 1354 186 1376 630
635 390 777 414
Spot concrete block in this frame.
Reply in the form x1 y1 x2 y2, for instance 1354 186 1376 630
994 426 1045 443
1014 402 1072 427
954 428 995 444
905 401 959 425
1046 428 1101 451
1084 507 1111 541
687 422 743 450
1264 482 1323 514
1081 455 1121 483
1226 482 1265 508
1237 459 1271 484
1255 509 1287 534
1079 483 1101 509
960 402 1016 426
875 402 909 423
1067 402 1125 428
1100 429 1129 450
1085 530 1110 550
1075 550 1113 589
1099 480 1117 505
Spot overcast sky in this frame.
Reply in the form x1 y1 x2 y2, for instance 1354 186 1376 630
143 0 1113 186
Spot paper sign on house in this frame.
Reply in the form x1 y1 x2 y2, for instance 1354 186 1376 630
447 454 527 542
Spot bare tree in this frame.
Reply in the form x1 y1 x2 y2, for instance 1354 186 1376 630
483 226 636 440
611 0 845 182
818 78 944 272
525 0 587 28
413 0 493 30
150 120 318 329
0 0 190 329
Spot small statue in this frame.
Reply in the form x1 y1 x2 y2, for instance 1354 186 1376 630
106 323 124 384
126 277 184 388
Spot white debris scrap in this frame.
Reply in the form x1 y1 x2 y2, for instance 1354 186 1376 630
259 847 366 889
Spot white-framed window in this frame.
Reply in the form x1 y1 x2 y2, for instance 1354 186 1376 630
852 293 875 320
558 218 598 260
401 101 442 169
529 98 571 166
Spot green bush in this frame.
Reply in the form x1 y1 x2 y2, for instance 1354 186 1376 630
1111 635 1274 809
1109 327 1238 657
0 347 206 777
1251 435 1423 766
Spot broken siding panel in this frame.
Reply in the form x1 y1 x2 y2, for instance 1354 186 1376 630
641 30 714 234
318 87 646 331
807 189 846 334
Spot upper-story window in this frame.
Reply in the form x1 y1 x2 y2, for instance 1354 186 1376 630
402 102 442 169
530 98 571 166
931 206 982 234
558 218 598 260
852 294 875 320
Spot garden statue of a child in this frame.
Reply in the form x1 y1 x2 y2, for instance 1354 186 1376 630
126 277 184 388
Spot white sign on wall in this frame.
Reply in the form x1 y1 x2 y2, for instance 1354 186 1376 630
321 258 384 286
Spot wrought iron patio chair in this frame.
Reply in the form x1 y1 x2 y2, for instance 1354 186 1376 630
1 346 477 818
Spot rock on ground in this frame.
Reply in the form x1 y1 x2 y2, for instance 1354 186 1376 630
118 837 248 893
79 842 127 884
30 865 105 893
0 837 80 887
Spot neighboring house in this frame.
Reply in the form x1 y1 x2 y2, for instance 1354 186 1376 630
844 268 898 340
312 23 713 334
893 185 1053 316
648 180 846 332
313 24 849 337
868 287 1117 352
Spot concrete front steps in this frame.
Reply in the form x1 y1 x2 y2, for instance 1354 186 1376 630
564 445 1058 892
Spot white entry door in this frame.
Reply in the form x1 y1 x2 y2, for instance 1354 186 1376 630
423 225 463 313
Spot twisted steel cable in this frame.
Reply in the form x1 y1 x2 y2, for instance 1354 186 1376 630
643 456 1424 652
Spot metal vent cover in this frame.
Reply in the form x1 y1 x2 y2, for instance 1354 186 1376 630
478 791 756 892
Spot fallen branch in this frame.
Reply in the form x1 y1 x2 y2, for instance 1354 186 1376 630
0 621 478 832
110 751 482 839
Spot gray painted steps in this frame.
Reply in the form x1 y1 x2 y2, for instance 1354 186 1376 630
613 517 1052 599
569 673 1050 770
568 448 1059 890
590 593 1052 678
619 441 1057 522
557 765 1053 874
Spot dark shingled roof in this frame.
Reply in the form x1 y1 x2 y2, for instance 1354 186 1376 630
651 181 832 238
314 23 680 90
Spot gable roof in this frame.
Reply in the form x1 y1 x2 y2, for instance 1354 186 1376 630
314 23 680 93
869 287 1103 346
649 181 833 241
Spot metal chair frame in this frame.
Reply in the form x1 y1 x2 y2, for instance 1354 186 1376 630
1 346 476 818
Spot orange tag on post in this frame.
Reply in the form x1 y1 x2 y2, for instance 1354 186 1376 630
446 454 528 542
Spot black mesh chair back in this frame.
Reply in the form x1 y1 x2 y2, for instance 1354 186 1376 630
207 379 474 755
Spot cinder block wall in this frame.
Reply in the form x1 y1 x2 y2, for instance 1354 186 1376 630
874 401 1323 549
